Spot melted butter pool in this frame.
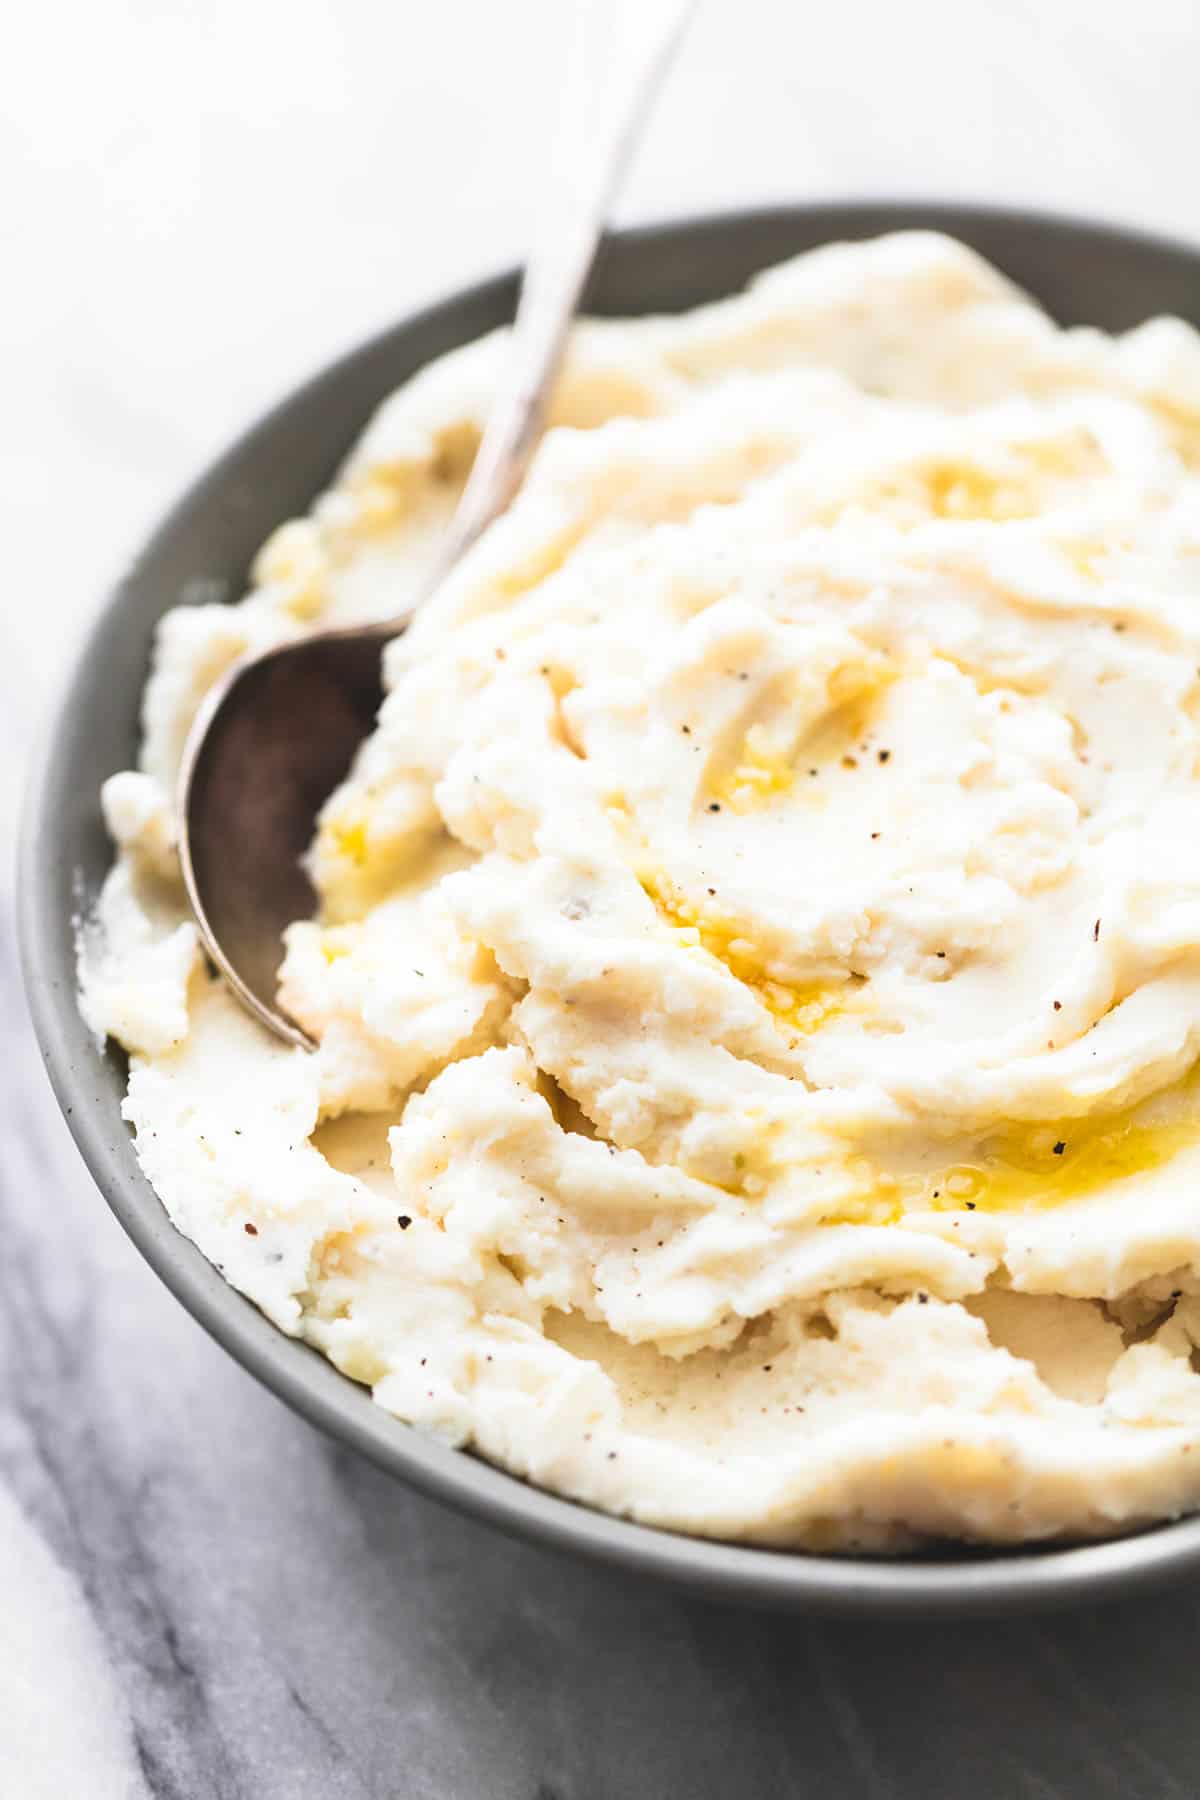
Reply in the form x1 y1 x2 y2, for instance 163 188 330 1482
846 1076 1200 1224
704 657 895 815
639 870 864 1040
815 1073 1200 1228
914 1109 1199 1215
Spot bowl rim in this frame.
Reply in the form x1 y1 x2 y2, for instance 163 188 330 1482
23 197 1200 1617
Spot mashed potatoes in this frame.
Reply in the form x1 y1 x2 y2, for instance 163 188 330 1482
81 233 1200 1549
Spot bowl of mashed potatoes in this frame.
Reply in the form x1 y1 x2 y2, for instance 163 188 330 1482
25 203 1200 1614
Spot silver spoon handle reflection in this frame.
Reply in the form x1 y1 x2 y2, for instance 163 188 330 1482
439 0 697 573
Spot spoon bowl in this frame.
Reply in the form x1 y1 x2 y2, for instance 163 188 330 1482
178 623 395 1048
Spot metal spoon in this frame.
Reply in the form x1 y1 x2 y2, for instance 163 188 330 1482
177 4 694 1048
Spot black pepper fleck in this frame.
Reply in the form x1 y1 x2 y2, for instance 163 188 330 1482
397 1215 412 1230
1053 1141 1066 1155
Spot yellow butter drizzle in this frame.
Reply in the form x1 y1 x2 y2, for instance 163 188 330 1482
826 1079 1200 1226
315 801 417 925
709 726 796 812
829 434 1107 528
923 435 1106 522
330 820 370 867
639 871 862 1039
319 925 357 966
925 462 1035 522
706 657 895 815
915 1110 1199 1215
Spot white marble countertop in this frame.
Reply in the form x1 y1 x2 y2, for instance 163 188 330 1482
7 1 1200 1792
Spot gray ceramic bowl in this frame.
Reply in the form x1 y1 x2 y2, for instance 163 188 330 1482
22 203 1200 1616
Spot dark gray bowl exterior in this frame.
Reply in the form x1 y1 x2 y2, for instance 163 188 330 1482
22 203 1200 1617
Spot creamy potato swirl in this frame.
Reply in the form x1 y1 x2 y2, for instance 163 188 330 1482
82 234 1200 1548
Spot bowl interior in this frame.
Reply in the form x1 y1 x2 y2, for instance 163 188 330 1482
23 201 1200 1616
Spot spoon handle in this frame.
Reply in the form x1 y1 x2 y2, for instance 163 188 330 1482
439 0 696 571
